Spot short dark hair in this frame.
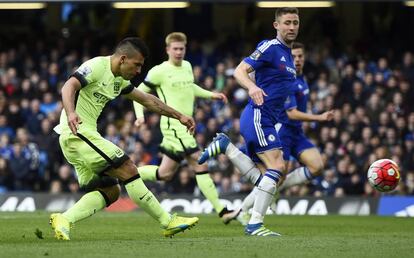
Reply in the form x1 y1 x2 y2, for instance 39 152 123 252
275 7 299 21
292 42 305 51
115 37 149 59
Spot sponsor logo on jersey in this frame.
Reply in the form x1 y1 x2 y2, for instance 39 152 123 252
286 66 296 75
93 92 110 104
280 56 286 62
172 80 193 88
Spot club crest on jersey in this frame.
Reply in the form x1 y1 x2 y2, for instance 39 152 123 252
78 66 92 76
250 50 262 60
268 134 276 142
115 148 124 157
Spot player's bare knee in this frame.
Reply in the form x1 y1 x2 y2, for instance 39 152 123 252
98 184 121 205
190 163 207 173
114 159 138 181
276 163 286 173
309 159 324 176
108 184 121 202
159 170 175 181
273 159 286 173
188 151 201 165
96 184 120 207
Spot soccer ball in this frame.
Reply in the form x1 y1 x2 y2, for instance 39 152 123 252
367 159 401 192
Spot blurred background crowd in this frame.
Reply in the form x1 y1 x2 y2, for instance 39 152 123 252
0 1 414 197
1 37 414 197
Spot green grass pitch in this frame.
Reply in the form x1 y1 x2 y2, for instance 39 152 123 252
1 212 413 258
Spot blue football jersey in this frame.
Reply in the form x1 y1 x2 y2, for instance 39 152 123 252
280 75 309 127
243 39 296 122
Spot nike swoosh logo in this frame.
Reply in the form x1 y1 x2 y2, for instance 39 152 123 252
139 191 149 200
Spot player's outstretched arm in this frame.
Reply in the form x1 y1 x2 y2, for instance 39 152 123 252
61 77 82 135
234 61 267 105
193 84 228 103
287 108 335 122
126 88 195 134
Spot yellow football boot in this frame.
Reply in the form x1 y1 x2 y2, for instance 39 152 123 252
49 213 71 240
163 213 199 237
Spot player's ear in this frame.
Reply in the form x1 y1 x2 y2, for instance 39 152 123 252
273 21 279 30
120 55 126 64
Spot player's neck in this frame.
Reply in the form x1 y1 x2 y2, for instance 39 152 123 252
276 35 292 48
109 55 120 77
168 59 183 67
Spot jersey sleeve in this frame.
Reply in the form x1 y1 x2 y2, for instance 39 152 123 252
243 41 275 71
143 66 162 89
119 79 135 95
284 94 298 111
72 58 104 87
185 60 195 81
193 84 213 99
121 84 134 95
185 61 213 99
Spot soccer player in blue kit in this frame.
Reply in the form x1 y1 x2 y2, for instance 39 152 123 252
199 42 335 229
274 42 334 191
232 7 300 236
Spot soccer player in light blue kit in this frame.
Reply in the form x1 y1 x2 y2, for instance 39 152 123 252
233 8 300 236
50 37 199 240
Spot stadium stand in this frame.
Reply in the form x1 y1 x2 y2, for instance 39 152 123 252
0 36 413 197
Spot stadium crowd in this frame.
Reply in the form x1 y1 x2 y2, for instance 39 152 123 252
0 37 414 197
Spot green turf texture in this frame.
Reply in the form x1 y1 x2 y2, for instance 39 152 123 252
0 212 413 258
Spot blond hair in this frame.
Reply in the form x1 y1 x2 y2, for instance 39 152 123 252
165 32 187 46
